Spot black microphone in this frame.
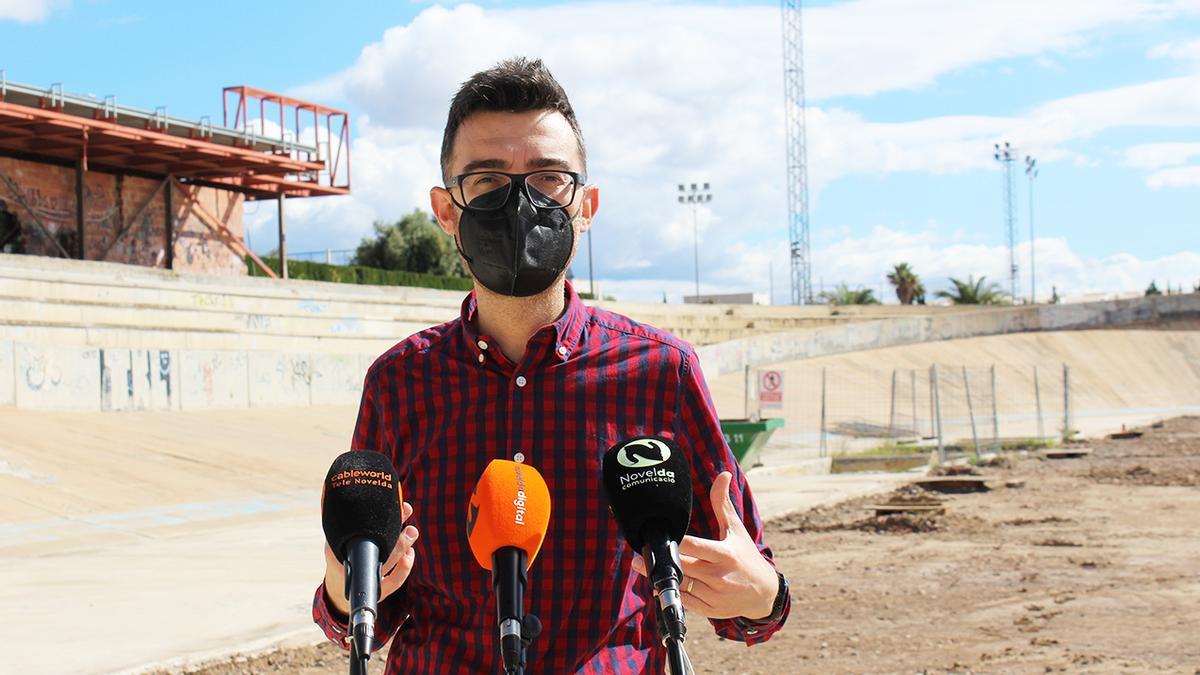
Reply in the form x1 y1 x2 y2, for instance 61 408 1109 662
602 435 693 671
321 451 403 668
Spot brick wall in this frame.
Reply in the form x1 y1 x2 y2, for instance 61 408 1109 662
0 155 247 276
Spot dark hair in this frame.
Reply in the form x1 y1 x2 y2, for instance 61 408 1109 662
440 57 586 180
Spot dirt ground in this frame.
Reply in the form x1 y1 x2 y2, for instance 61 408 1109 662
180 417 1200 674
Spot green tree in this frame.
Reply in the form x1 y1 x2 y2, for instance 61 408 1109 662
819 283 880 306
935 275 1007 305
352 209 464 276
886 262 925 305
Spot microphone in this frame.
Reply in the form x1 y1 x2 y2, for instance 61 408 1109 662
602 436 693 672
321 451 403 668
466 459 551 675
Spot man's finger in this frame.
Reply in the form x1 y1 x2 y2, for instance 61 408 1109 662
401 500 413 523
709 471 747 539
384 525 419 575
677 555 721 585
632 551 704 579
678 535 729 563
381 545 416 597
680 586 721 618
680 574 715 603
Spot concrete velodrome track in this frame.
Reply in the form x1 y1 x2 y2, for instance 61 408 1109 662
1 254 1197 672
0 405 914 674
2 326 1198 672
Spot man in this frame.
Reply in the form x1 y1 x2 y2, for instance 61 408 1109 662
314 57 789 673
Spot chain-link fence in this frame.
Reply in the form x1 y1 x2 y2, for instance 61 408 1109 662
750 361 1175 461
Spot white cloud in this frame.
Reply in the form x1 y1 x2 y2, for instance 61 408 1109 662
599 225 1200 305
802 0 1199 99
1125 142 1200 169
1146 165 1200 188
1123 142 1200 188
273 1 1200 302
1148 38 1200 62
0 0 65 22
808 226 1200 303
1028 73 1200 140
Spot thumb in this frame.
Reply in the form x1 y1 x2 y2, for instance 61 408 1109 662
709 471 744 539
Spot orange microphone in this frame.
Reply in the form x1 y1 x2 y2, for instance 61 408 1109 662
466 459 551 675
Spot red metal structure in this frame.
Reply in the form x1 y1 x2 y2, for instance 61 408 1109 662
222 86 351 199
0 75 352 278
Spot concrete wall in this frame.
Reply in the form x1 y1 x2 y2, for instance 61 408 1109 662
14 343 102 410
697 293 1200 377
0 340 13 407
247 352 311 408
0 342 367 412
100 348 179 412
0 292 1194 413
311 353 370 406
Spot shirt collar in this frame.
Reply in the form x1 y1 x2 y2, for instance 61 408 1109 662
459 280 588 364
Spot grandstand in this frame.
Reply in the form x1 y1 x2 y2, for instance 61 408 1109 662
0 74 348 279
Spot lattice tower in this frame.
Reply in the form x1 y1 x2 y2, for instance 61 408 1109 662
781 0 813 304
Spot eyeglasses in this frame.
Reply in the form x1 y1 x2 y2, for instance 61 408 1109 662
445 170 586 211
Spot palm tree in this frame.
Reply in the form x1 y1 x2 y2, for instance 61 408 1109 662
935 275 1008 305
819 283 880 306
886 262 925 305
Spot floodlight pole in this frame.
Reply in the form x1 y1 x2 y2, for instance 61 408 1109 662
993 142 1018 302
1025 155 1038 304
677 182 713 302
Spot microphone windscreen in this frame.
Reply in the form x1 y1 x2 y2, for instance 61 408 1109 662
466 459 551 571
321 450 403 564
602 436 692 551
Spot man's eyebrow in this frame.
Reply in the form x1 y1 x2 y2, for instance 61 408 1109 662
527 157 573 170
459 158 509 173
458 157 574 174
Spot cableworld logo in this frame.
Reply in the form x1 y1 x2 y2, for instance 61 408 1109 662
329 469 394 489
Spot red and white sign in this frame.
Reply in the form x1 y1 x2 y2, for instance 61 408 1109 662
758 369 784 408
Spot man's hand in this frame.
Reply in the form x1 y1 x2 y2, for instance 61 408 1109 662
631 472 777 620
323 500 420 617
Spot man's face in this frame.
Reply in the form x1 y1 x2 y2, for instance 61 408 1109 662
430 109 599 259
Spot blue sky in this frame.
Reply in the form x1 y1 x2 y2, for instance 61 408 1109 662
2 0 1197 303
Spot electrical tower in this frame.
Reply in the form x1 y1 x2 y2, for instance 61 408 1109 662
781 0 813 304
994 142 1019 301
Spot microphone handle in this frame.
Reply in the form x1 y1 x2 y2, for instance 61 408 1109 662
346 537 383 660
493 546 529 675
641 521 687 644
665 637 690 675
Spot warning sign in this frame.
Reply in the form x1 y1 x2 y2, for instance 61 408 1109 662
758 370 783 409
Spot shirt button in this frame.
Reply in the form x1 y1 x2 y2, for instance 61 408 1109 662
515 375 527 387
477 354 485 364
513 452 526 463
477 340 488 350
557 345 568 356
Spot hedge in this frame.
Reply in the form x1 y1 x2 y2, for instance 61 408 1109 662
246 256 474 292
245 256 598 299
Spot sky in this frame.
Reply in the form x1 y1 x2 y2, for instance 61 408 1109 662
1 0 1197 304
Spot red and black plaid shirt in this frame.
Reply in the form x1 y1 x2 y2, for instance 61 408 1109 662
313 281 788 673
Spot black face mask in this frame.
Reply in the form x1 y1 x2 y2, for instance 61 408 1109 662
455 185 575 298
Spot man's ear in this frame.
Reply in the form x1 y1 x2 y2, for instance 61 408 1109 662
576 184 600 235
430 187 460 237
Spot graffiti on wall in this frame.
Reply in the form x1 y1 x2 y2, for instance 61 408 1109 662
15 345 101 410
24 351 64 392
99 348 176 411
